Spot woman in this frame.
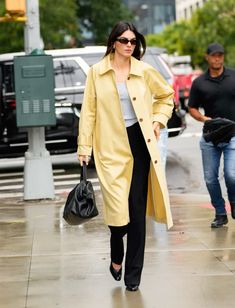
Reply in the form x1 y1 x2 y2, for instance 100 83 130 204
78 21 174 291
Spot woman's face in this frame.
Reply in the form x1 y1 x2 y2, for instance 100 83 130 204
113 30 136 58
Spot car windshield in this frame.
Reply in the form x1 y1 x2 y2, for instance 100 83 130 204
171 64 192 75
53 59 86 88
82 53 104 66
143 54 171 81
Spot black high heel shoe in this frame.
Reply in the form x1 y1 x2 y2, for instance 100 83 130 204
109 262 122 281
126 284 139 292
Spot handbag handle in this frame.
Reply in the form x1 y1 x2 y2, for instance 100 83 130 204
80 163 87 182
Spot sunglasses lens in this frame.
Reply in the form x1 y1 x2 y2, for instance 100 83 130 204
117 38 137 45
119 37 129 45
119 38 129 44
130 39 137 45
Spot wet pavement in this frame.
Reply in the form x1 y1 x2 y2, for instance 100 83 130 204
0 192 235 308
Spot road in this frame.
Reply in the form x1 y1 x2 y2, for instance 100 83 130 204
166 113 205 194
1 115 234 308
0 114 227 199
167 113 227 196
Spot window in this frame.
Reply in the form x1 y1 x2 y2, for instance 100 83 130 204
53 59 87 105
154 4 175 24
2 63 14 95
53 59 86 89
143 53 171 82
81 53 104 66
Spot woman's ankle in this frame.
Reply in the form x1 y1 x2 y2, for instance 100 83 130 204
112 262 122 271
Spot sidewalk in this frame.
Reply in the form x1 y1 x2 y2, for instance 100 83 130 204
0 193 235 308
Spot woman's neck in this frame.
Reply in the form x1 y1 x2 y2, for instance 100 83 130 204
111 54 130 83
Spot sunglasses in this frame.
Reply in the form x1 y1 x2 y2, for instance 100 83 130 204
116 37 137 46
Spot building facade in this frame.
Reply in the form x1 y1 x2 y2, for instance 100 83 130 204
124 0 176 34
175 0 207 20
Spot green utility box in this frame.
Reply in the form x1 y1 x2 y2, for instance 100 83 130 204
14 54 56 127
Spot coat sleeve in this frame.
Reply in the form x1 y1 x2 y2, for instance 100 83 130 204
145 65 174 128
77 67 96 156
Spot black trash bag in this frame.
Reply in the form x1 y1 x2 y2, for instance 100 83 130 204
63 164 98 225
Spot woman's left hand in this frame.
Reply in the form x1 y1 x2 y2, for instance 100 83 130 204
153 121 161 140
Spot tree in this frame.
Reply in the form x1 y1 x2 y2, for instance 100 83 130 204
0 0 78 53
40 0 78 49
0 2 24 53
190 0 235 67
146 0 235 68
146 21 191 54
77 0 133 45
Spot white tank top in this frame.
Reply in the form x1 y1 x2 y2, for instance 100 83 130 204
116 82 137 127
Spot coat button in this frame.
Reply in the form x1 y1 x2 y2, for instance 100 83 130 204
154 160 158 164
127 76 130 80
147 139 151 142
139 118 143 122
133 97 136 101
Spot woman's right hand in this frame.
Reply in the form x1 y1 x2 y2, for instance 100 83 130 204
78 155 89 166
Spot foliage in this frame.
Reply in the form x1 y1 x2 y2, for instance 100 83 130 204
146 0 235 69
77 0 133 45
0 0 78 53
0 2 24 53
191 0 235 67
146 21 192 54
0 0 133 53
40 0 78 49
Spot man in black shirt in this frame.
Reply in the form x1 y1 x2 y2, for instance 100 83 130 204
188 43 235 228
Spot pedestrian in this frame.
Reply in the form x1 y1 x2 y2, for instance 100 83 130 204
188 43 235 228
77 21 174 291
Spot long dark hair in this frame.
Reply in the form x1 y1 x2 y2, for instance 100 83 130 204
104 21 146 60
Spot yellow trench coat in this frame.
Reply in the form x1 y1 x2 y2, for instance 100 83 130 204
77 54 174 229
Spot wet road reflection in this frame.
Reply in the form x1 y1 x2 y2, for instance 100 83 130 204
0 192 235 307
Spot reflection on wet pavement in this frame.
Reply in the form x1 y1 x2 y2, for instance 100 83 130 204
0 193 235 308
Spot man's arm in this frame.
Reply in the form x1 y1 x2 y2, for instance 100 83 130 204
188 107 211 123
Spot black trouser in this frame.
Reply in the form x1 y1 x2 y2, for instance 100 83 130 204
109 122 150 286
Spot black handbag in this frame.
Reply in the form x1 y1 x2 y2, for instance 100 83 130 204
63 164 98 225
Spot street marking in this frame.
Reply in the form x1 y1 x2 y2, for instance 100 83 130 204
0 185 101 199
0 167 100 199
0 184 23 190
0 173 82 184
0 172 24 177
0 178 24 184
0 177 99 190
0 169 66 178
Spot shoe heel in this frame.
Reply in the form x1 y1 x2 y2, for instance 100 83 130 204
109 263 122 281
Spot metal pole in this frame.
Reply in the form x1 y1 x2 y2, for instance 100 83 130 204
23 0 54 199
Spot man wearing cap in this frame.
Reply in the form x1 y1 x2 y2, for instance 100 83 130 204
188 43 235 228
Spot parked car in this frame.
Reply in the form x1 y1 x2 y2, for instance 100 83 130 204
162 54 202 111
0 47 91 157
143 47 186 137
0 46 185 158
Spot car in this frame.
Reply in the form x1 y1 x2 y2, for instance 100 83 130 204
162 54 202 111
0 46 186 158
143 47 186 137
0 47 92 157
